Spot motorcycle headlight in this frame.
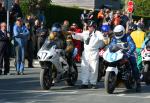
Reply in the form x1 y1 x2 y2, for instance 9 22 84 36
49 56 53 59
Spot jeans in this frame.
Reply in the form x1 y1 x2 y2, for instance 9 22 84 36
15 45 25 73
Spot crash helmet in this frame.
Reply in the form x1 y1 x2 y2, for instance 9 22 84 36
113 25 125 39
87 20 97 28
51 23 61 32
101 25 111 33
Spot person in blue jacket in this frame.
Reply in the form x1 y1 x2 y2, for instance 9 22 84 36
13 18 29 75
109 25 141 92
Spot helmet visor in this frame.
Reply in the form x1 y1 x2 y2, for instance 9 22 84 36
114 31 123 37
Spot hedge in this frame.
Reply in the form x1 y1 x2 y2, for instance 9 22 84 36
45 5 84 28
21 4 149 28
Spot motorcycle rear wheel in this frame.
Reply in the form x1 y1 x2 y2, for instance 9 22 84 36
65 64 78 86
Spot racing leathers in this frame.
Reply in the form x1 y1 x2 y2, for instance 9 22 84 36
109 34 140 82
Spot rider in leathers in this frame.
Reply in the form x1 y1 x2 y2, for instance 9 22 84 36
48 23 74 72
109 25 141 92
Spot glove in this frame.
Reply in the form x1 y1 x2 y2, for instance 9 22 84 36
125 52 131 58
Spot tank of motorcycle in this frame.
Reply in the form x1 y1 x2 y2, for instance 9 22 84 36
141 48 150 61
103 48 124 63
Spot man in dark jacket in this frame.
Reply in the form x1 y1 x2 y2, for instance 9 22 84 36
36 22 48 50
0 22 10 75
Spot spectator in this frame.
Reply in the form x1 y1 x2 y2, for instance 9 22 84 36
62 20 70 32
0 2 6 23
80 10 88 25
10 0 23 40
13 18 29 75
120 11 129 29
38 11 46 25
33 19 41 58
88 10 94 21
80 10 89 31
36 22 48 50
69 23 82 62
131 24 146 72
97 9 104 28
0 22 10 75
111 11 121 28
25 22 34 68
10 0 23 20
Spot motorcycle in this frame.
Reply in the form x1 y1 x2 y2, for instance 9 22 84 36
141 46 150 85
37 39 78 90
103 44 136 94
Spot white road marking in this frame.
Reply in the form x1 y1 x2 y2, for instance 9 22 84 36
0 89 78 96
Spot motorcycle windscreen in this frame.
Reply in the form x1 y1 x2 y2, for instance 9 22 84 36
40 39 56 51
103 49 124 62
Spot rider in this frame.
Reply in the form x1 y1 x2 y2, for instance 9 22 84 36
109 25 141 92
101 24 112 46
48 23 74 70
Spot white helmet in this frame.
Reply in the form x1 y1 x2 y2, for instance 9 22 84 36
113 25 125 39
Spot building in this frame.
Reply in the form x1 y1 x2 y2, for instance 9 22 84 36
52 0 122 10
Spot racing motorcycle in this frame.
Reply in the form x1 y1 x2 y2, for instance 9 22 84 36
37 39 78 90
141 46 150 85
103 44 136 94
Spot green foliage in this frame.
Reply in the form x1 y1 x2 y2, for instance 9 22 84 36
133 0 150 17
44 5 84 28
20 0 51 15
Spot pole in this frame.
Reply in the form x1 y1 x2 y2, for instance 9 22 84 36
7 10 9 32
6 0 10 32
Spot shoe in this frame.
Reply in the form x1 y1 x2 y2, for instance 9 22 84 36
90 84 98 89
16 72 20 75
4 71 9 75
20 72 25 75
136 82 141 92
78 85 89 89
0 70 2 75
28 65 34 68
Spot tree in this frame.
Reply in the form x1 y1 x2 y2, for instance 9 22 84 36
21 0 51 15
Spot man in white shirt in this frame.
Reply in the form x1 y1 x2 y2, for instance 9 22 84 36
72 20 105 89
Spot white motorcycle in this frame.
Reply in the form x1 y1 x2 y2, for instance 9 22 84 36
103 44 135 94
37 40 78 90
141 46 150 85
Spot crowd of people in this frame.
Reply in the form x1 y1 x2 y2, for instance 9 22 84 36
0 0 150 92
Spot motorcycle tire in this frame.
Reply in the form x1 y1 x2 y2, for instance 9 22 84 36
144 64 150 85
65 64 78 86
105 71 116 94
97 58 104 82
124 78 136 89
40 69 52 90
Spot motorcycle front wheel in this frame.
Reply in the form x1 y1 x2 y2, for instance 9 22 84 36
105 71 117 94
40 69 52 90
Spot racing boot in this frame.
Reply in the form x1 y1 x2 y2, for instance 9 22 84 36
136 80 141 92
